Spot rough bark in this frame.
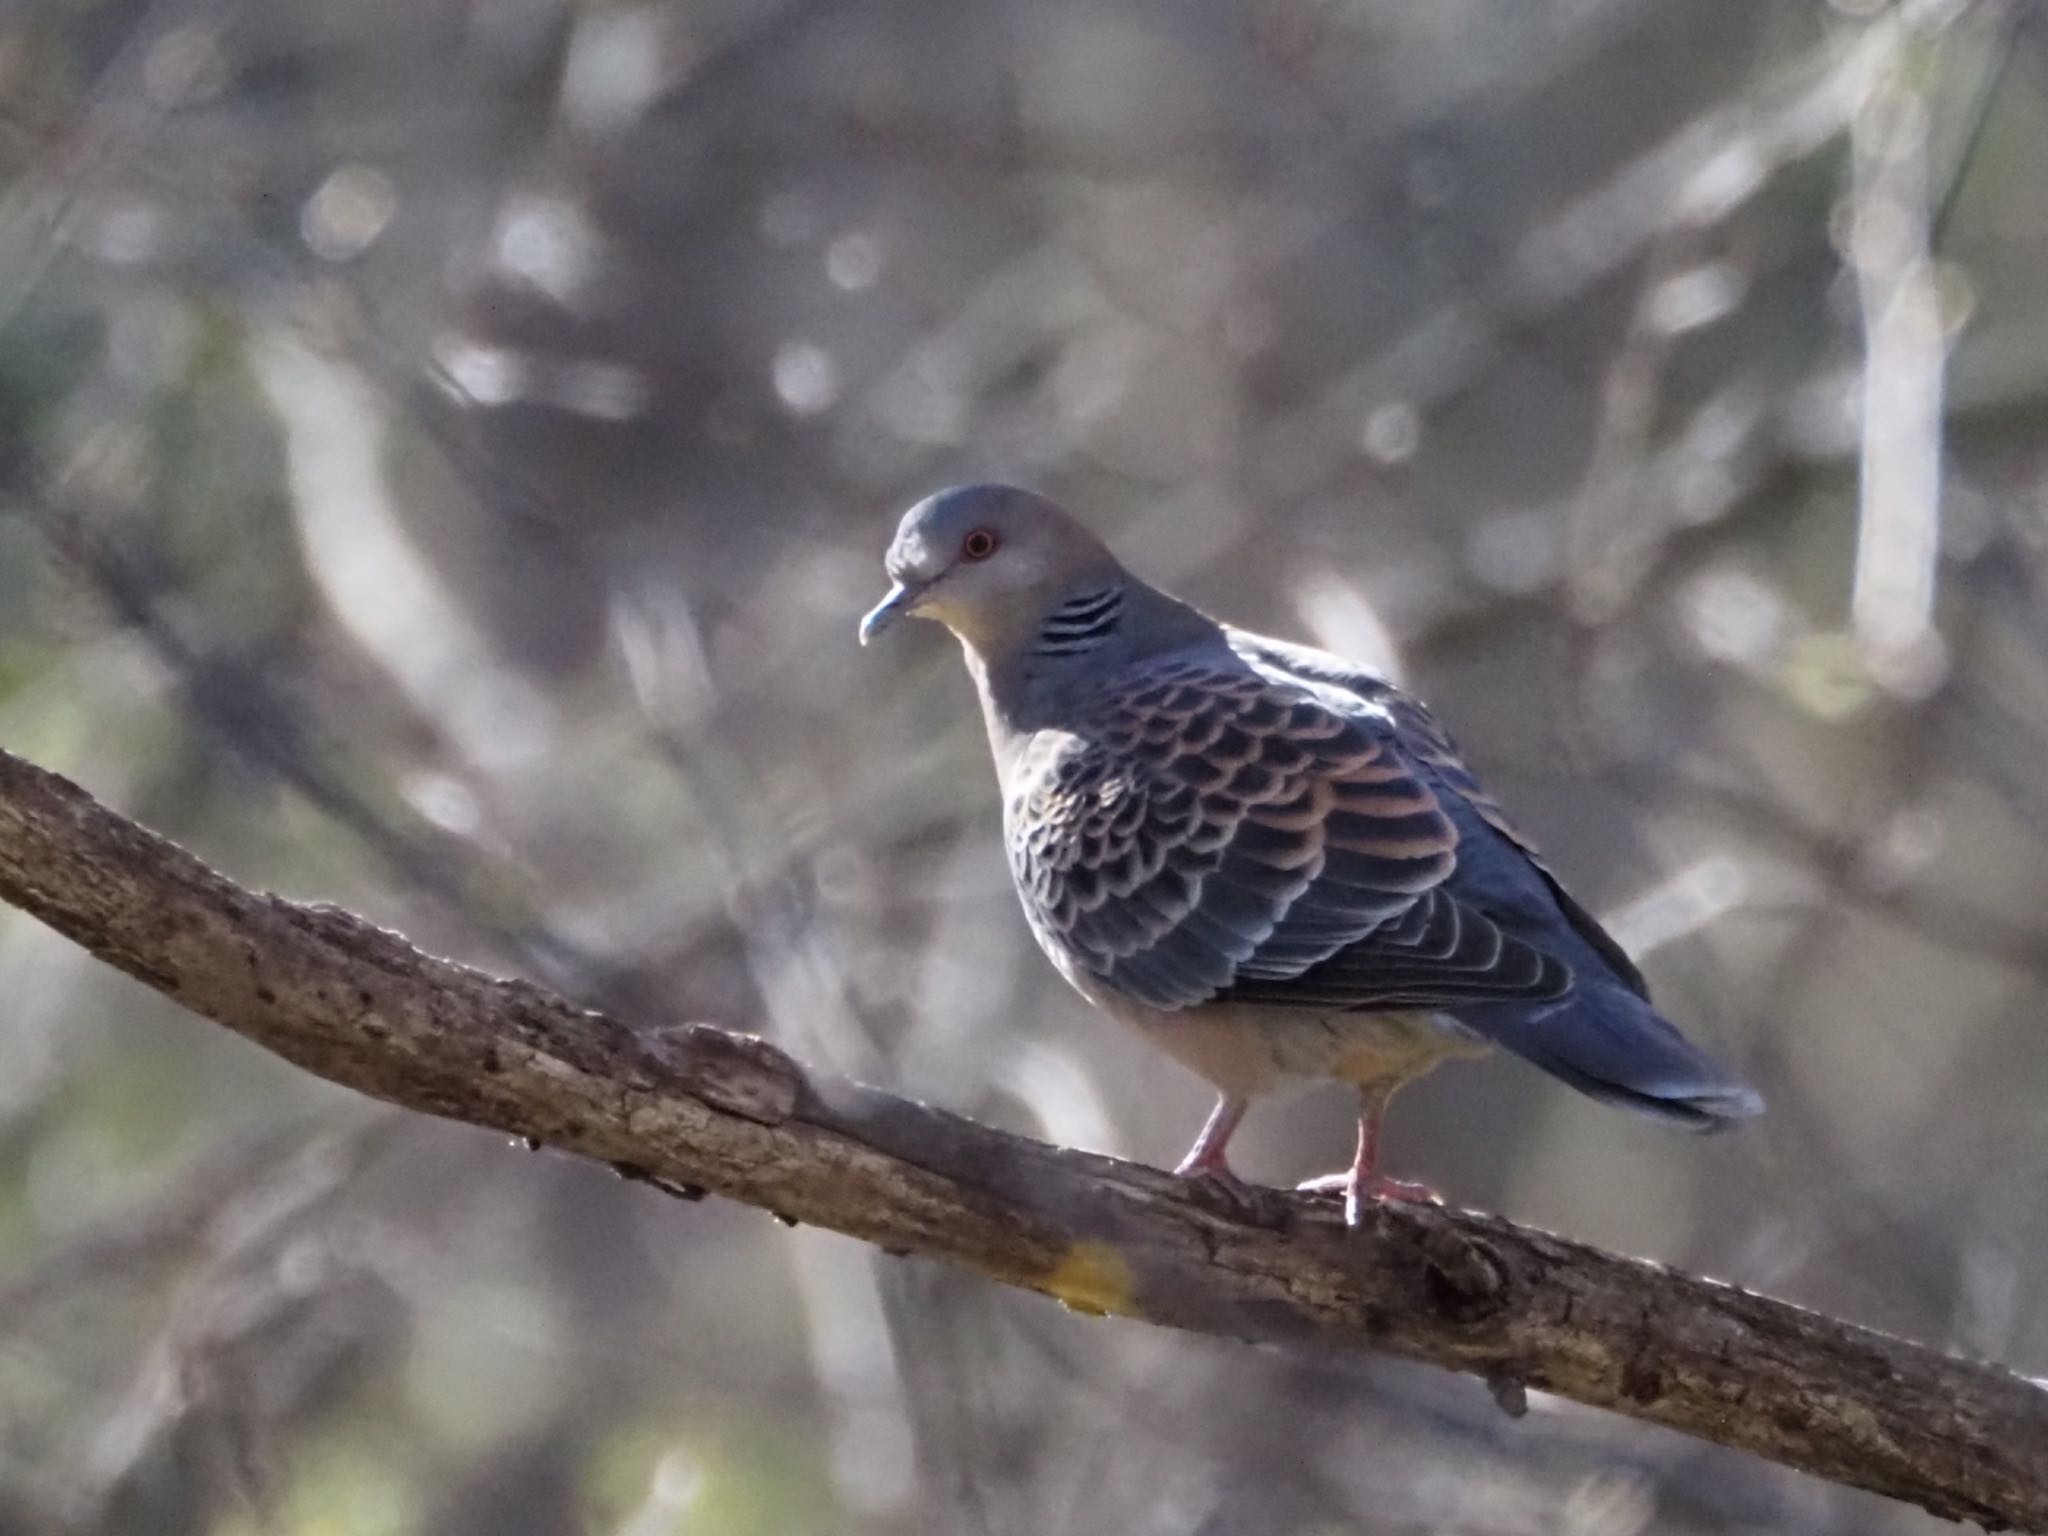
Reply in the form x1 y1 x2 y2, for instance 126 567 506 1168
0 747 2042 1530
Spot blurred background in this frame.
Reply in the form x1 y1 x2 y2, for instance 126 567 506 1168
0 0 2044 1531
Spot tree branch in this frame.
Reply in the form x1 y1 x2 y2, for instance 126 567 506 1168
0 747 2041 1530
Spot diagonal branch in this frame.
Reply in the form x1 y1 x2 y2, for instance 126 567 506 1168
0 747 2041 1530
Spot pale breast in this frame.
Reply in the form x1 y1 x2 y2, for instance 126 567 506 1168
1101 992 1489 1098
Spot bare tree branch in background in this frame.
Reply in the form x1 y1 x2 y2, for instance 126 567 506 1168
0 747 2041 1532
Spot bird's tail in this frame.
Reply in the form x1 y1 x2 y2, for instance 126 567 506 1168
1461 985 1764 1129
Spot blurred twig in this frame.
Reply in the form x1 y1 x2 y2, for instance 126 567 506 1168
0 1120 384 1325
0 747 2042 1531
0 477 681 1023
66 1125 392 1526
1849 14 1949 693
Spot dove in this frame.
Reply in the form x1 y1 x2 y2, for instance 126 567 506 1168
860 484 1760 1224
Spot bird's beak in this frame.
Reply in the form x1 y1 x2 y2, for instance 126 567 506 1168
858 580 925 645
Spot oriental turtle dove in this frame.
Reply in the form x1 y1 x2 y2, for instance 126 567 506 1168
860 484 1761 1224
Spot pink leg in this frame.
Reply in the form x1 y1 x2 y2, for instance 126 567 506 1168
1297 1085 1439 1226
1174 1094 1249 1179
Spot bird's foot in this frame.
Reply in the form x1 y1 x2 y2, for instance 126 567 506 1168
1296 1170 1442 1227
1296 1170 1441 1203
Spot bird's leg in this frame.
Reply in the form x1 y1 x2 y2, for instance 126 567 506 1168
1297 1083 1439 1226
1173 1093 1249 1183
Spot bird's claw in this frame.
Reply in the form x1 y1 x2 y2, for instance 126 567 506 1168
1296 1170 1442 1227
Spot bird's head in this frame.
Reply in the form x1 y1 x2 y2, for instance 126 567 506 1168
858 483 1119 650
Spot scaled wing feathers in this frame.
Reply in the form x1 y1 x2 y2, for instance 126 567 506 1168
1008 658 1571 1013
1226 630 1651 999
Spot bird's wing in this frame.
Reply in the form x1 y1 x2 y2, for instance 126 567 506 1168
1223 630 1530 840
1226 629 1651 998
1007 655 1571 1014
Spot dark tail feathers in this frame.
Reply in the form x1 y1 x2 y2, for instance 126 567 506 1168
1460 985 1763 1129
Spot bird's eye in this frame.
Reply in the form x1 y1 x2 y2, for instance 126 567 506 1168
962 529 999 561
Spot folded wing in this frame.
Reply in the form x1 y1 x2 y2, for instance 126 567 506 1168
1008 658 1571 1014
1225 629 1651 998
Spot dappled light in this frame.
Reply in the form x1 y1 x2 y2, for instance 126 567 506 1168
0 0 2044 1532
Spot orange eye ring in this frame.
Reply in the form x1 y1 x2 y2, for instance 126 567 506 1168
962 529 999 561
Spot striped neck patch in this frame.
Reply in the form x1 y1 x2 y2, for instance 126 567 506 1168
1035 584 1126 656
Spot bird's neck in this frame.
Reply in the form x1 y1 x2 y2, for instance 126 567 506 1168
963 577 1224 747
